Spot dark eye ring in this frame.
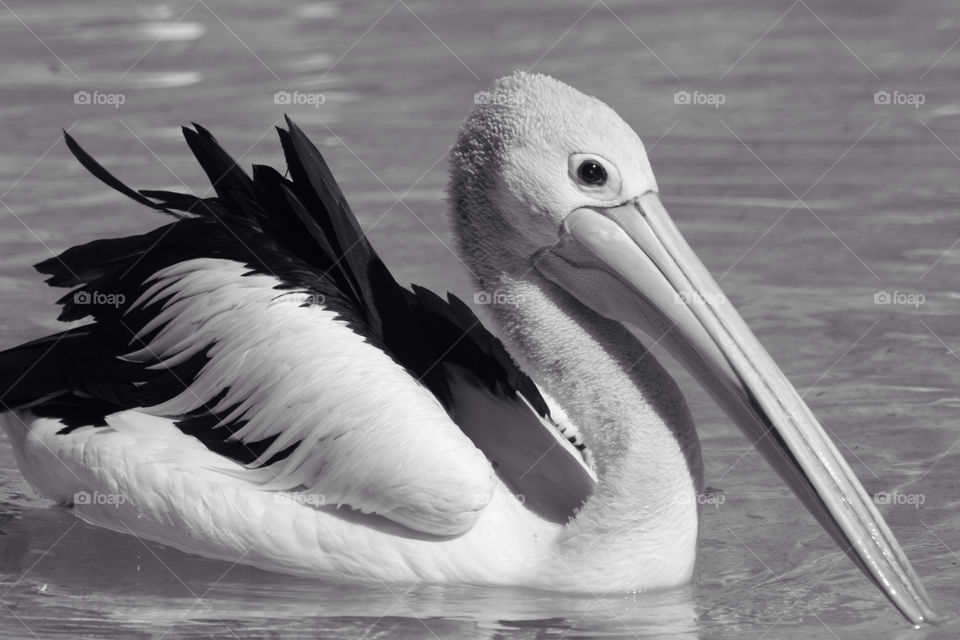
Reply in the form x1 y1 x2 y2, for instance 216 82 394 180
577 160 607 185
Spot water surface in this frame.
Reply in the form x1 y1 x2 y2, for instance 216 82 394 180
1 1 959 637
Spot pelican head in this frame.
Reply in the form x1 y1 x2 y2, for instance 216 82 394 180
449 71 934 623
450 72 657 274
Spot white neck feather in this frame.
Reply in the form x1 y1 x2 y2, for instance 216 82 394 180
477 268 704 586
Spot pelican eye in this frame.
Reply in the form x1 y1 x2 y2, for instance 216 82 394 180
568 153 620 196
577 160 607 185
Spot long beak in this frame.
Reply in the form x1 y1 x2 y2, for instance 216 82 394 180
534 192 935 624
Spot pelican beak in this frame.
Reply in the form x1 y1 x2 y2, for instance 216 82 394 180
534 192 935 624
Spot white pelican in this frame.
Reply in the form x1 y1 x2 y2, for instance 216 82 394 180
0 72 934 623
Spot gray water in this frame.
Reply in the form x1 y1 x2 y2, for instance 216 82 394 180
0 1 959 637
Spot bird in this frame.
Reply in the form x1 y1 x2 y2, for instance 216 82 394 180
0 71 934 623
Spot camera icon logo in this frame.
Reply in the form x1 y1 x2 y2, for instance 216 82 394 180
873 291 891 305
74 491 91 505
74 291 91 304
274 90 292 105
673 91 691 105
73 90 91 105
873 90 891 105
473 91 491 105
473 291 491 304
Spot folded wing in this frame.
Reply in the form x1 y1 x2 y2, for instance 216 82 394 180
0 120 595 533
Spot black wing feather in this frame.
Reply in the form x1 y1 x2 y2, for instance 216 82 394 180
1 120 554 468
181 124 256 206
62 132 175 215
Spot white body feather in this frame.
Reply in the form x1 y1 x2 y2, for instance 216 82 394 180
118 258 499 537
3 409 562 586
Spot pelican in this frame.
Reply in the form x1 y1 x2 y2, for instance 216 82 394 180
0 72 934 623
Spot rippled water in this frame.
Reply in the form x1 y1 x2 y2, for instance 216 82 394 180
1 0 960 637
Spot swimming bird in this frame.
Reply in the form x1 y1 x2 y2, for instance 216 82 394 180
0 72 934 623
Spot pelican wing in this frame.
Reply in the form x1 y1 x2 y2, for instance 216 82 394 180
0 121 594 533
